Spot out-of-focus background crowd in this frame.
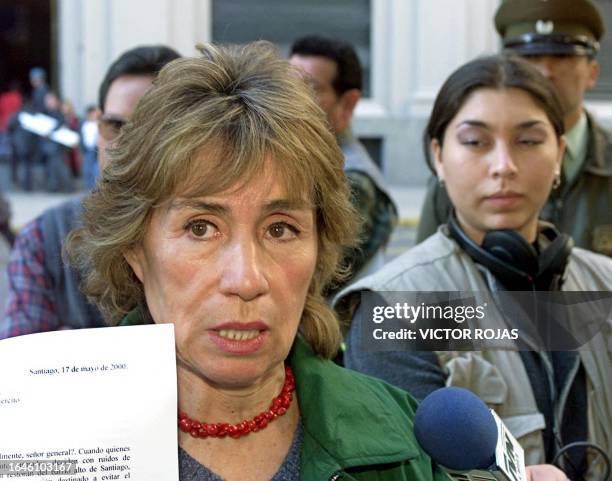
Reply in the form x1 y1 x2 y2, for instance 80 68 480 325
1 0 611 232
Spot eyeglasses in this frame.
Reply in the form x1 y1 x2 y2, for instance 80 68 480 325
98 114 128 142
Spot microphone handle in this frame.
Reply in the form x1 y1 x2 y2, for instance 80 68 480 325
444 467 515 481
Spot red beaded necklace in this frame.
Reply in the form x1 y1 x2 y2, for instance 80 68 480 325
178 365 295 439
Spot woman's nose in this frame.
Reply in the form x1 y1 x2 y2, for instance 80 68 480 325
490 142 519 178
218 237 269 301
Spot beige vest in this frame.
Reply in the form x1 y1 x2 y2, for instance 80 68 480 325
338 227 612 472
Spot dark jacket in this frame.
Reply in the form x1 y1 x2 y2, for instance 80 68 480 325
31 84 49 113
416 113 612 256
40 109 66 155
120 310 449 481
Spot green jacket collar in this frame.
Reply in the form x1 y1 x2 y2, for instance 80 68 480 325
119 308 145 326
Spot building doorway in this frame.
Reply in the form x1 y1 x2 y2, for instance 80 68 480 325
0 0 54 100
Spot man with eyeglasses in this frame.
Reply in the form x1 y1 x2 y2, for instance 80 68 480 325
1 45 180 338
290 35 398 295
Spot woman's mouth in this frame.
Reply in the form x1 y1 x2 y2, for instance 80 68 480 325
484 192 523 208
208 322 269 354
217 329 261 341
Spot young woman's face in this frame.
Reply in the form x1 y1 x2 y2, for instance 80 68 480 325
433 87 564 244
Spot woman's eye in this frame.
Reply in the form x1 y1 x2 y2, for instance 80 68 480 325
267 222 299 241
461 139 483 147
186 220 217 239
518 138 543 146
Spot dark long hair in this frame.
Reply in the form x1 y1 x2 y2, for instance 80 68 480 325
423 54 565 172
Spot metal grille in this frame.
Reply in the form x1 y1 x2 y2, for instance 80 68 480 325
211 0 372 96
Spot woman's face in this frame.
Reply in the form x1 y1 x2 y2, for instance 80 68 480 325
125 161 318 389
433 87 564 244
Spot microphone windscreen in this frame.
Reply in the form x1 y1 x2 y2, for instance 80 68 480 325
414 387 498 470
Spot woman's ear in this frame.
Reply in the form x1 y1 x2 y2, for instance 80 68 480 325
431 138 444 181
124 248 145 283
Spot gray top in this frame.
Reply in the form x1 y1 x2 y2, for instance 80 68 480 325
178 421 302 481
338 126 391 199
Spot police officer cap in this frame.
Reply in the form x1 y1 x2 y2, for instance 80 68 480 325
495 0 605 56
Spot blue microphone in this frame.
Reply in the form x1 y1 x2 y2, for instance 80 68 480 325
414 387 527 481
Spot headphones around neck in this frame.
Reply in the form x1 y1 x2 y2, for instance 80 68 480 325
446 212 573 291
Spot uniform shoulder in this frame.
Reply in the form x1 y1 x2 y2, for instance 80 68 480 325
587 114 612 167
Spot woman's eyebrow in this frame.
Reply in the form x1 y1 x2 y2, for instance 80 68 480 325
262 199 313 214
516 120 546 129
455 119 547 130
456 120 489 129
167 198 313 214
168 200 228 215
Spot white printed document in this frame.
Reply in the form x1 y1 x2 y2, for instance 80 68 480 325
18 112 80 147
49 128 80 148
0 324 179 481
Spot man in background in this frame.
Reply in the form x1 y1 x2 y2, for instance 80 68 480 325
417 0 612 257
29 67 49 114
7 100 35 191
28 67 50 177
290 35 398 292
1 45 180 337
0 80 23 185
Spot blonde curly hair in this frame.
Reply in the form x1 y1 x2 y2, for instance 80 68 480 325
67 41 359 359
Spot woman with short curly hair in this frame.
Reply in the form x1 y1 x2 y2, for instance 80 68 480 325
68 41 448 481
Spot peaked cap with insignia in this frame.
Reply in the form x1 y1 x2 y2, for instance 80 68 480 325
495 0 605 56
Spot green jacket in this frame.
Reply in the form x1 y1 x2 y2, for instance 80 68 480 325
291 337 449 481
416 113 612 256
120 310 449 481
